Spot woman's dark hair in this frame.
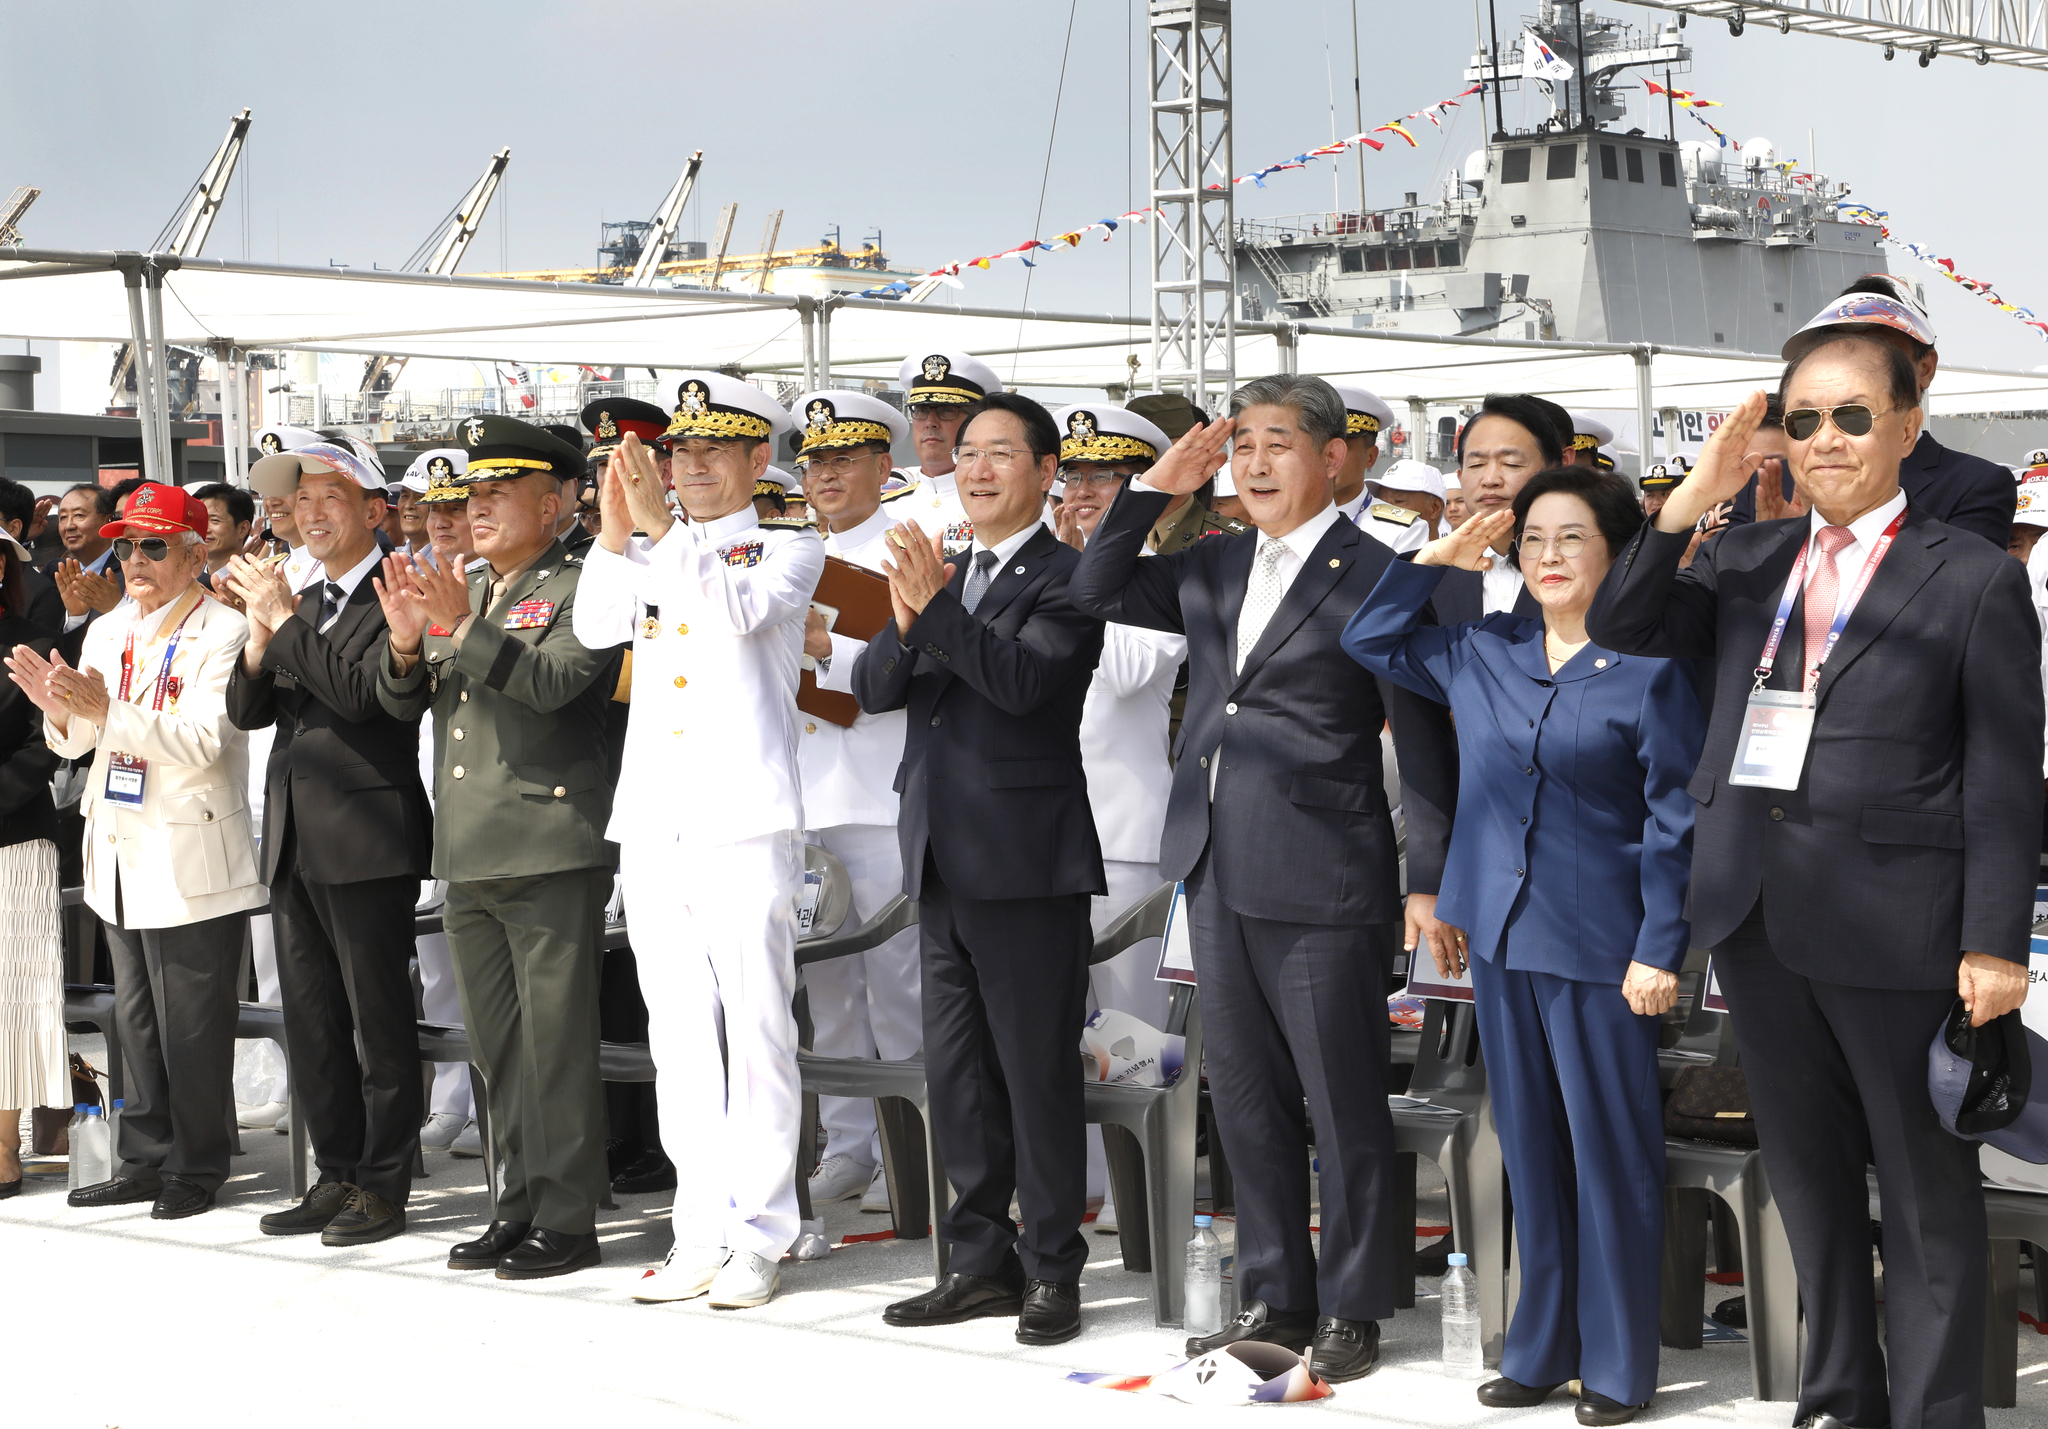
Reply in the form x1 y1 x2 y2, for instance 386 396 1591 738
1779 330 1921 415
963 390 1060 464
1456 394 1569 467
1511 465 1644 555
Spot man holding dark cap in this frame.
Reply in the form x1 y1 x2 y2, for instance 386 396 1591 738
7 483 265 1221
222 435 433 1245
374 414 619 1280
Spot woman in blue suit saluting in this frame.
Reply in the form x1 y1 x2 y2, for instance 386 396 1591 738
1342 464 1705 1425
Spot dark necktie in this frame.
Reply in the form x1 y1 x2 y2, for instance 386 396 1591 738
962 549 999 615
315 581 345 630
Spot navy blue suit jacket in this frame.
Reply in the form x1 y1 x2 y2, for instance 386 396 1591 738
1071 485 1453 927
1345 560 1705 982
851 524 1105 903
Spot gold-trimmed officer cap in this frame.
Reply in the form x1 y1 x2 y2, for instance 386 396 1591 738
1051 404 1170 467
1568 412 1615 453
755 464 802 500
1639 463 1678 493
402 447 467 496
663 371 796 444
580 397 670 461
417 450 473 505
1326 381 1395 439
790 389 909 455
896 350 1001 407
452 413 587 483
253 423 323 458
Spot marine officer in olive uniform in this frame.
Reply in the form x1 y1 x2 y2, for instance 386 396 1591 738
373 414 619 1282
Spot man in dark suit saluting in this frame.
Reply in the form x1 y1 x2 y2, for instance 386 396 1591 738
1070 374 1451 1382
1588 334 2039 1429
854 391 1105 1346
223 444 433 1245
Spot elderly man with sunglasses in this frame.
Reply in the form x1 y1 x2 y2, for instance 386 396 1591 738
1590 328 2040 1429
7 483 265 1221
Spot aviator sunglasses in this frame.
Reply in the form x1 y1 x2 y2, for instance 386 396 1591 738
113 537 175 562
1784 403 1891 442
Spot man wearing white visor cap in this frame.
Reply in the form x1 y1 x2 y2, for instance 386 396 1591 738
1783 276 2014 550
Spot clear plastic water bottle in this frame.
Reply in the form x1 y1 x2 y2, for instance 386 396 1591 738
66 1105 111 1193
1441 1251 1484 1377
1185 1214 1224 1337
107 1099 124 1165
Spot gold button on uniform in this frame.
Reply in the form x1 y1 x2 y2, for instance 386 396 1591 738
804 722 817 734
202 811 213 822
459 691 469 703
453 765 466 779
452 728 465 740
676 623 689 636
552 785 566 797
673 676 687 688
107 833 114 844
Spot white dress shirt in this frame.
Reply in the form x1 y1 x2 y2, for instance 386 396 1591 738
966 519 1043 576
1800 489 1909 595
282 544 322 594
1217 502 1343 796
574 507 825 851
804 505 910 830
1482 559 1527 616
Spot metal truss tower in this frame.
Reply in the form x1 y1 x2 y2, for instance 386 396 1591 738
1149 0 1235 409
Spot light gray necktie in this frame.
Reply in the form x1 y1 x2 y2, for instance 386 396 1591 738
962 549 999 615
1236 538 1287 674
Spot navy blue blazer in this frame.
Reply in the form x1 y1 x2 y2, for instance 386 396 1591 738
1342 560 1706 983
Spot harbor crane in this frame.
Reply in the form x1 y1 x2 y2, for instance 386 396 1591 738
359 147 512 396
625 150 705 287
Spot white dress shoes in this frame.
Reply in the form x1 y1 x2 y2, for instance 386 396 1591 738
808 1153 872 1203
418 1112 468 1150
237 1100 287 1129
449 1120 483 1158
708 1249 780 1309
633 1244 729 1303
860 1163 892 1213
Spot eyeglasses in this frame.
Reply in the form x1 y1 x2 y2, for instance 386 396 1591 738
804 452 883 478
1516 531 1593 560
1061 470 1128 489
1784 403 1890 442
113 537 175 562
952 447 1039 470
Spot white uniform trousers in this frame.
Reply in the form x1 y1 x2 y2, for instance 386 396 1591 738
804 823 923 1168
1086 859 1170 1199
623 828 803 1258
415 880 473 1119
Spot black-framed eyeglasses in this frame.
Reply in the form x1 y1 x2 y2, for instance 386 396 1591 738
1784 403 1888 442
1516 531 1592 560
113 537 174 563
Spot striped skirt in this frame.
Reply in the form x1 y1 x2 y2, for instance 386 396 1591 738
0 838 66 1111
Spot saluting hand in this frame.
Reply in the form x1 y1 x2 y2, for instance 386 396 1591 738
1415 508 1515 571
1753 456 1808 523
1657 390 1771 534
881 519 956 638
1142 416 1237 497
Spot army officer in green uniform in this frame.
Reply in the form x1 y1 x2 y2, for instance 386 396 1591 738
372 414 619 1281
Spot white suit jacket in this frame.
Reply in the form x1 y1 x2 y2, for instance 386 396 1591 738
801 506 910 830
574 509 824 851
46 587 265 930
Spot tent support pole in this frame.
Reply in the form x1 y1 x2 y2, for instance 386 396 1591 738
818 296 837 386
1275 322 1299 376
121 259 164 482
1633 346 1656 484
145 262 176 482
798 296 817 391
1407 398 1429 467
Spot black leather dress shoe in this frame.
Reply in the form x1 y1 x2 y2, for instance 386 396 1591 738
1307 1316 1380 1382
259 1181 351 1236
321 1187 406 1246
151 1178 215 1220
1015 1280 1081 1345
496 1227 601 1280
1185 1298 1319 1358
1712 1293 1747 1329
0 1178 22 1200
448 1220 531 1270
1794 1416 1856 1429
884 1265 1026 1326
611 1150 678 1195
67 1174 161 1208
1576 1389 1648 1426
1478 1376 1566 1408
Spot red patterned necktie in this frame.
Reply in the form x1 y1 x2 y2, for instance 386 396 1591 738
1802 524 1856 688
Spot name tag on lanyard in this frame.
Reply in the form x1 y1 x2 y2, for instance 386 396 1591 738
1728 511 1905 790
104 600 200 808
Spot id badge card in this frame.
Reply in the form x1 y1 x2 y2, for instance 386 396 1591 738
104 752 149 807
1728 689 1815 789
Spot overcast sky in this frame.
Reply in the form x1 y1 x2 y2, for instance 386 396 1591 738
5 1 2044 374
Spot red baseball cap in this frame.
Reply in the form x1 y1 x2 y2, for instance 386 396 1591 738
100 482 211 540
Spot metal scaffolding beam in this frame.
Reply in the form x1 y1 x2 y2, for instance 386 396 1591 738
1149 0 1235 409
1625 2 2048 70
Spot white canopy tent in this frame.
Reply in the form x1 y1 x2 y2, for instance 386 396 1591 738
4 248 2043 480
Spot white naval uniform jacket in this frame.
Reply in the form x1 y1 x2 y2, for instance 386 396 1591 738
1079 606 1187 867
1338 489 1430 556
46 588 265 930
802 507 910 830
885 471 975 555
574 508 824 851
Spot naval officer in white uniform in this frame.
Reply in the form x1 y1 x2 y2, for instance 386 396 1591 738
574 372 825 1311
1325 383 1425 555
893 349 1004 554
789 391 924 1216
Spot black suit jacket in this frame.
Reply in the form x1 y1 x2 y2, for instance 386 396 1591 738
1072 486 1451 927
225 574 433 887
21 564 64 640
852 525 1105 903
0 614 58 850
1587 507 2041 987
1728 432 2014 551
